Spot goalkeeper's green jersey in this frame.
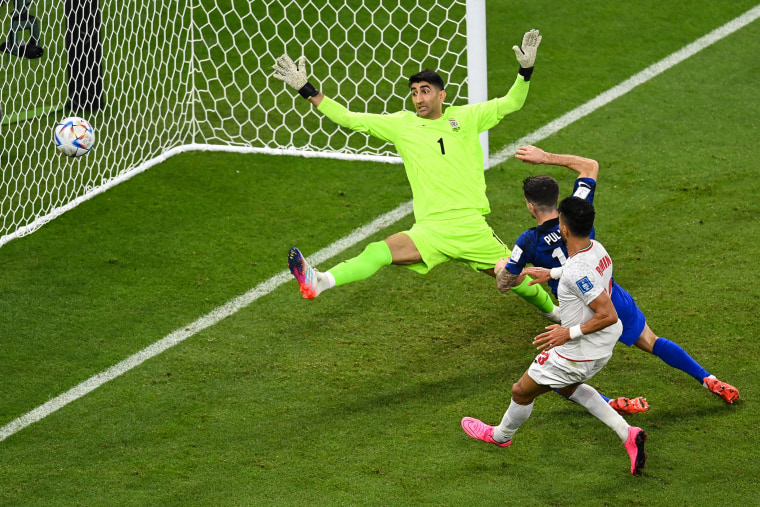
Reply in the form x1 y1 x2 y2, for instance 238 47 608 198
317 75 530 222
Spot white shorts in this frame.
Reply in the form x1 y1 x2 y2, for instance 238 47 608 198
527 348 612 389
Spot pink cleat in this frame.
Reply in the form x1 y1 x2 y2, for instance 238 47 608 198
623 426 647 476
461 417 512 447
287 247 321 299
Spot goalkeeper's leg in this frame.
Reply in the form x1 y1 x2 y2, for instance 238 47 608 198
446 215 560 323
288 241 393 299
511 276 560 322
328 240 393 286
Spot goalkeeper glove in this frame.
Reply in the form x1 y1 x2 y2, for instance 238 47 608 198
272 54 320 99
513 29 541 81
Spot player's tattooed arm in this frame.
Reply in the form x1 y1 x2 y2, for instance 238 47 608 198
496 267 520 293
495 257 521 292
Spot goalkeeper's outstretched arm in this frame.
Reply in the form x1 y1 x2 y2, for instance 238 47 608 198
272 54 324 106
513 28 541 81
495 29 542 117
271 54 380 136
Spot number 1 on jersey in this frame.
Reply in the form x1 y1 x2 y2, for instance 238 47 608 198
552 247 567 266
437 138 445 155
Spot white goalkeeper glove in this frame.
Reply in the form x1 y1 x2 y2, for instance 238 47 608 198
513 29 541 80
272 54 320 99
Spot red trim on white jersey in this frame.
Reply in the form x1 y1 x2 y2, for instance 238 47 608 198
555 351 595 363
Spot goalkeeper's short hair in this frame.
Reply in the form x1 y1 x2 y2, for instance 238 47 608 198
409 69 445 91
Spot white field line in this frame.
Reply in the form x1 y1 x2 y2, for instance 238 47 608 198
489 3 760 167
3 4 760 443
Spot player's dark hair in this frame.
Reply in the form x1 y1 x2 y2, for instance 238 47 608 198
409 69 445 90
523 175 560 211
558 196 595 237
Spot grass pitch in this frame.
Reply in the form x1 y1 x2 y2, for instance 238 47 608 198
1 0 760 505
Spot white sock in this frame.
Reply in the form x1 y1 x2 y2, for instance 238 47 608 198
494 398 533 442
569 383 629 441
702 374 716 388
317 271 336 293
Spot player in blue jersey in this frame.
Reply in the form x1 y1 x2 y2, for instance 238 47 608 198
497 145 739 405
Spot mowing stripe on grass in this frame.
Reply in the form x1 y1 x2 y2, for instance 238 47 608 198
2 4 759 443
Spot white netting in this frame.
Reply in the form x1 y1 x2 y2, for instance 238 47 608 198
1 0 192 246
193 0 469 158
1 0 474 246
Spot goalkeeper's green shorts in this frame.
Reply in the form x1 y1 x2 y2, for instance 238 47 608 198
403 209 511 274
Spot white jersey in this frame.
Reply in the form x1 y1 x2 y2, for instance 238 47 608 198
555 240 622 361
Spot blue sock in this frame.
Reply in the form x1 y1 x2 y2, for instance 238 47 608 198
652 337 710 383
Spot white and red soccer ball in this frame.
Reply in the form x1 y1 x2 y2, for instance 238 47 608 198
54 116 95 157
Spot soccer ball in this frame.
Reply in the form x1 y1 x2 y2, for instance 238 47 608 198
54 117 95 157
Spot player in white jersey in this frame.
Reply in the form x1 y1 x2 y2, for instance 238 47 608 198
511 145 738 404
461 197 647 475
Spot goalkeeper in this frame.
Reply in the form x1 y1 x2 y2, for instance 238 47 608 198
272 29 559 322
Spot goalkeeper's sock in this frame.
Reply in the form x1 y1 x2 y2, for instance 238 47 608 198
328 240 393 287
652 337 710 383
316 271 336 294
510 276 555 313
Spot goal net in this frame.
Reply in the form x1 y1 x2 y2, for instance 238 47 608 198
1 0 483 247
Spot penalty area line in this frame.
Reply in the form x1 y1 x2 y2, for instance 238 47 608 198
3 4 759 443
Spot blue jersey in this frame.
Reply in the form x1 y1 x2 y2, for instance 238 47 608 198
506 176 646 345
505 177 597 295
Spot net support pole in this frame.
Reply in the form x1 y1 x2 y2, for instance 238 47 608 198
465 0 489 168
65 0 104 112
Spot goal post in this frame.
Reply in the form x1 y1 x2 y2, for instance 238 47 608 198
0 0 489 247
465 0 489 168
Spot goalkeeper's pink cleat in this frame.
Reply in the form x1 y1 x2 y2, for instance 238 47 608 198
288 247 321 299
461 417 512 447
623 426 647 476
